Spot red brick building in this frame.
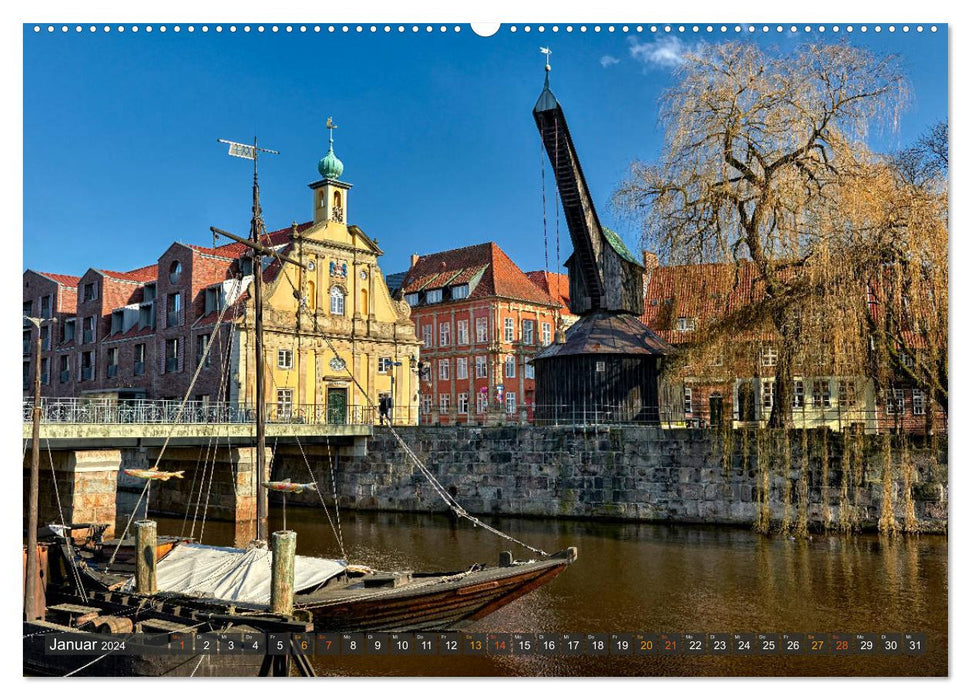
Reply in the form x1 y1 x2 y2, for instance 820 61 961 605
399 243 573 424
640 257 945 435
22 229 293 404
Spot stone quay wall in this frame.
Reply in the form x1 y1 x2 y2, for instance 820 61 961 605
279 425 948 533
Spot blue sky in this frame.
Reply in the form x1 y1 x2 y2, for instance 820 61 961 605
23 24 947 279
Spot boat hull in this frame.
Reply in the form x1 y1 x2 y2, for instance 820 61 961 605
299 550 575 632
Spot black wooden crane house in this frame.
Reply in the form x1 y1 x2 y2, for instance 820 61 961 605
531 67 672 425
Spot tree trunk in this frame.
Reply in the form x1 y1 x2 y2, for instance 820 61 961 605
768 310 797 429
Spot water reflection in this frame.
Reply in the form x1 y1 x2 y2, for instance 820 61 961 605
152 509 947 677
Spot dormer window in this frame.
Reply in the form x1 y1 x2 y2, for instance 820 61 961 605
451 284 469 300
676 317 696 332
404 293 419 306
426 288 443 304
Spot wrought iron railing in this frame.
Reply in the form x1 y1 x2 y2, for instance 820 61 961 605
22 398 378 426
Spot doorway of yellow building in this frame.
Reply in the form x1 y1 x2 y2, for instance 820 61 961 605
326 387 348 424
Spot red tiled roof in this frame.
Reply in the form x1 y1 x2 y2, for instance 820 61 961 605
98 264 158 283
36 272 81 287
526 270 571 313
402 242 559 307
641 261 766 343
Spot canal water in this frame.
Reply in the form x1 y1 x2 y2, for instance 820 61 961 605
153 508 947 677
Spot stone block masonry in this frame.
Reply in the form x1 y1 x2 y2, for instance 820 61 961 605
279 426 948 533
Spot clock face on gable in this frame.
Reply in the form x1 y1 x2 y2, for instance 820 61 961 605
329 357 346 371
360 269 368 280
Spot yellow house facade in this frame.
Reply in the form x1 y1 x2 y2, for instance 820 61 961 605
236 126 421 424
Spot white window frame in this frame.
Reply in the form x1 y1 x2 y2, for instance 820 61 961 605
439 322 451 347
438 359 450 381
812 379 832 408
912 388 926 416
761 380 776 409
792 379 805 408
524 359 535 380
330 286 345 315
456 357 468 380
457 393 469 414
761 345 778 367
277 348 293 370
426 288 443 304
504 317 515 342
439 393 450 412
683 386 693 415
457 319 469 345
475 355 487 379
542 322 551 345
422 324 433 348
475 317 488 343
505 392 517 415
838 380 858 408
404 293 419 306
505 355 516 379
476 392 488 414
276 388 294 418
522 320 535 345
886 388 905 415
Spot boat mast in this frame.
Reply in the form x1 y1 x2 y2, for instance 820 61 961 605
213 136 304 543
250 139 269 542
24 315 52 620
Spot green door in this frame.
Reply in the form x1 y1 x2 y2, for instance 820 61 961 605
327 388 347 424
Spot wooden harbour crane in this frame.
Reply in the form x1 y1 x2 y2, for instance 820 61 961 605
531 57 672 425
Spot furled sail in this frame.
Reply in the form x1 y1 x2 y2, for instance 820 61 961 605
121 543 345 605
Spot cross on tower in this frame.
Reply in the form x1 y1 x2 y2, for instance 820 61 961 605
326 116 339 145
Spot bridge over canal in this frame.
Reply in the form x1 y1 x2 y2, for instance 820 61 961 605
23 399 376 543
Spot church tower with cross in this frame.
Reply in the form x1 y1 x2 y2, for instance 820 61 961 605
311 117 351 225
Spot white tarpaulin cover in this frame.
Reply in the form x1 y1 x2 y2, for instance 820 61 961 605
122 543 346 605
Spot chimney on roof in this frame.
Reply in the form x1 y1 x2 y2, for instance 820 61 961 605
410 253 419 269
642 250 659 287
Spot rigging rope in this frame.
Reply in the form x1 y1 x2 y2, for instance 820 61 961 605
262 234 551 557
107 276 241 569
45 437 88 602
317 336 548 557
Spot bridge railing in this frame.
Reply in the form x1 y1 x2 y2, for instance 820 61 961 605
22 398 377 426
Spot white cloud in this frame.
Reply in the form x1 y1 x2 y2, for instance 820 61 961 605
599 54 620 68
627 35 687 69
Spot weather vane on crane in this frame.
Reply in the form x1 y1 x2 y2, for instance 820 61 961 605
540 46 552 71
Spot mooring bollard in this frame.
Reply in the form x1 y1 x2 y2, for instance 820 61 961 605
134 520 157 595
270 530 296 615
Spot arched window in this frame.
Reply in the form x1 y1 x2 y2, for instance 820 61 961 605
334 190 342 209
330 286 345 316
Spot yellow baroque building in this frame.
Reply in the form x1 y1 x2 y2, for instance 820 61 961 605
236 128 421 425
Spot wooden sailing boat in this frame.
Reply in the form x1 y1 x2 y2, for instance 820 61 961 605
22 319 309 677
70 129 577 633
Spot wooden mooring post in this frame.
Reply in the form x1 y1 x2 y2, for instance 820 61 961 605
270 530 296 615
135 520 157 595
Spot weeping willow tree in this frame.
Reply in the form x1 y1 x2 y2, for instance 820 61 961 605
615 42 913 427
